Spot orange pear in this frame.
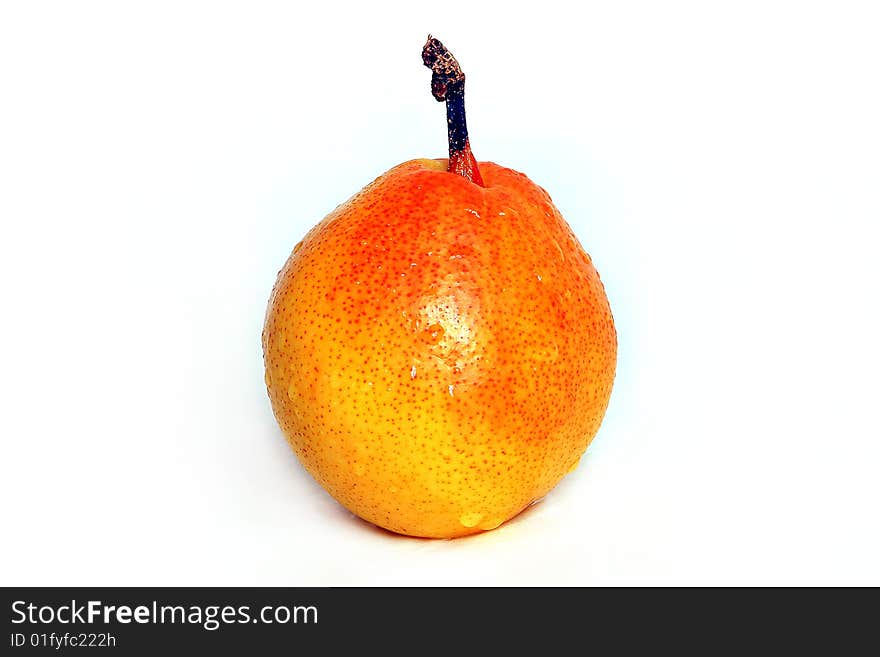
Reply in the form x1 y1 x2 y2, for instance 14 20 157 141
263 37 616 538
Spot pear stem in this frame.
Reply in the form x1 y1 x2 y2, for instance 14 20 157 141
422 36 484 186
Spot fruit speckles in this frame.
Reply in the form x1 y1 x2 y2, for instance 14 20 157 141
262 159 616 538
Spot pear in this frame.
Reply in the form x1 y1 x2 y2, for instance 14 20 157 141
263 37 616 537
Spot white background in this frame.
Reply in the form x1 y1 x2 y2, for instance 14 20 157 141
2 1 879 586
